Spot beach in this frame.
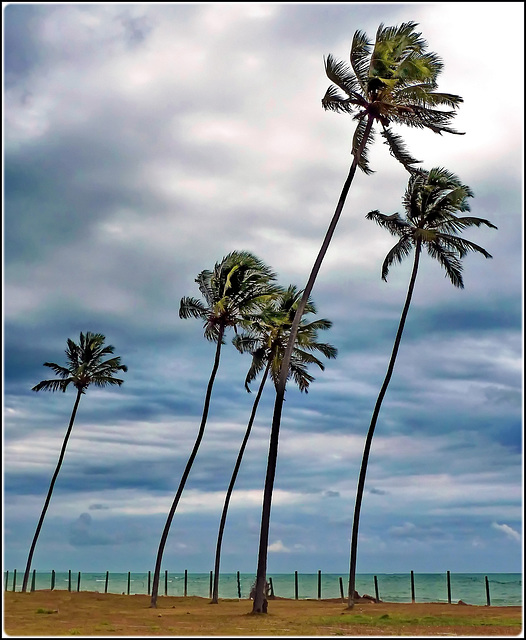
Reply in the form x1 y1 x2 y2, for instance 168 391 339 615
3 591 522 637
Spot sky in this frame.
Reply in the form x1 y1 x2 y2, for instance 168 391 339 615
3 2 523 579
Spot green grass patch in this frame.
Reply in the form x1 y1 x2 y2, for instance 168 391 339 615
35 608 56 614
312 613 522 629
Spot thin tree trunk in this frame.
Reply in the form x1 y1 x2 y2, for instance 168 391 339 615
150 325 225 608
252 115 375 614
211 362 271 604
347 240 422 609
22 388 83 592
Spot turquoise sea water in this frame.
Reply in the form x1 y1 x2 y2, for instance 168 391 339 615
4 571 521 606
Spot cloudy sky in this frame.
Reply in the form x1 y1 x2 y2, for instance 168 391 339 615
3 2 523 578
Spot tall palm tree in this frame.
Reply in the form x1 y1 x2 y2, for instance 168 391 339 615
252 21 464 613
150 250 280 608
347 167 497 608
21 331 127 592
210 285 337 603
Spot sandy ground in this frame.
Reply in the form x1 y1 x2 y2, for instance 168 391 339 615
3 591 523 637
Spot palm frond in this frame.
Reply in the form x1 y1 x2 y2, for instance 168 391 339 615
288 359 315 394
381 236 414 280
380 126 421 172
435 233 494 259
324 54 365 103
32 378 73 393
426 242 464 288
394 85 463 108
41 362 72 378
179 296 209 320
349 29 372 92
435 215 497 235
352 117 375 174
91 376 126 388
321 84 356 115
392 104 464 135
366 210 409 237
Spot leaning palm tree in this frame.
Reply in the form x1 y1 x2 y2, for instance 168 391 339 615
21 331 127 592
252 21 464 612
347 167 497 608
150 250 280 608
210 285 337 603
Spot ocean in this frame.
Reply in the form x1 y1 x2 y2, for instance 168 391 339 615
4 571 522 606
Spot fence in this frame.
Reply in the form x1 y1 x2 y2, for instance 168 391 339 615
4 570 497 606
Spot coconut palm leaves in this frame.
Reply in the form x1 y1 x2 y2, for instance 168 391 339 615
252 21 464 613
150 251 279 608
346 167 496 608
180 250 280 342
22 332 127 592
322 21 464 174
235 286 337 393
210 286 336 603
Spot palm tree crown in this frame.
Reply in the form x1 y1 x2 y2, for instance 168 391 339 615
32 331 128 394
233 285 337 393
179 250 281 342
322 21 464 173
366 166 497 286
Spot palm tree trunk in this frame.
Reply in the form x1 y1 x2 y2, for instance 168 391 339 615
21 388 83 592
252 115 375 613
150 325 225 608
347 240 422 609
211 361 271 604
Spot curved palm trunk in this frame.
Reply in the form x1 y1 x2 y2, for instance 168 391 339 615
22 388 83 592
347 240 422 609
150 325 225 608
252 115 375 613
211 362 271 604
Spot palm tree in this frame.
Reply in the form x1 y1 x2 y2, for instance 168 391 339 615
252 21 464 612
21 331 127 592
210 285 337 604
347 167 497 608
150 250 280 608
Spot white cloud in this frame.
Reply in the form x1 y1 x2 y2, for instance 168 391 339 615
491 522 521 542
268 540 290 553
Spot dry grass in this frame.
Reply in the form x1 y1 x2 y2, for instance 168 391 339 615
3 590 523 637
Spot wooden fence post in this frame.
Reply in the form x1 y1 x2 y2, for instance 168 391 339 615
5 571 8 591
237 571 241 598
104 571 109 594
294 571 298 600
147 571 151 596
31 569 36 592
183 569 187 596
165 570 168 596
317 570 322 599
77 571 81 592
127 571 131 595
447 571 451 604
410 570 415 603
68 570 71 592
51 570 55 591
374 575 380 603
485 576 491 606
209 571 213 599
12 569 17 592
339 577 344 601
